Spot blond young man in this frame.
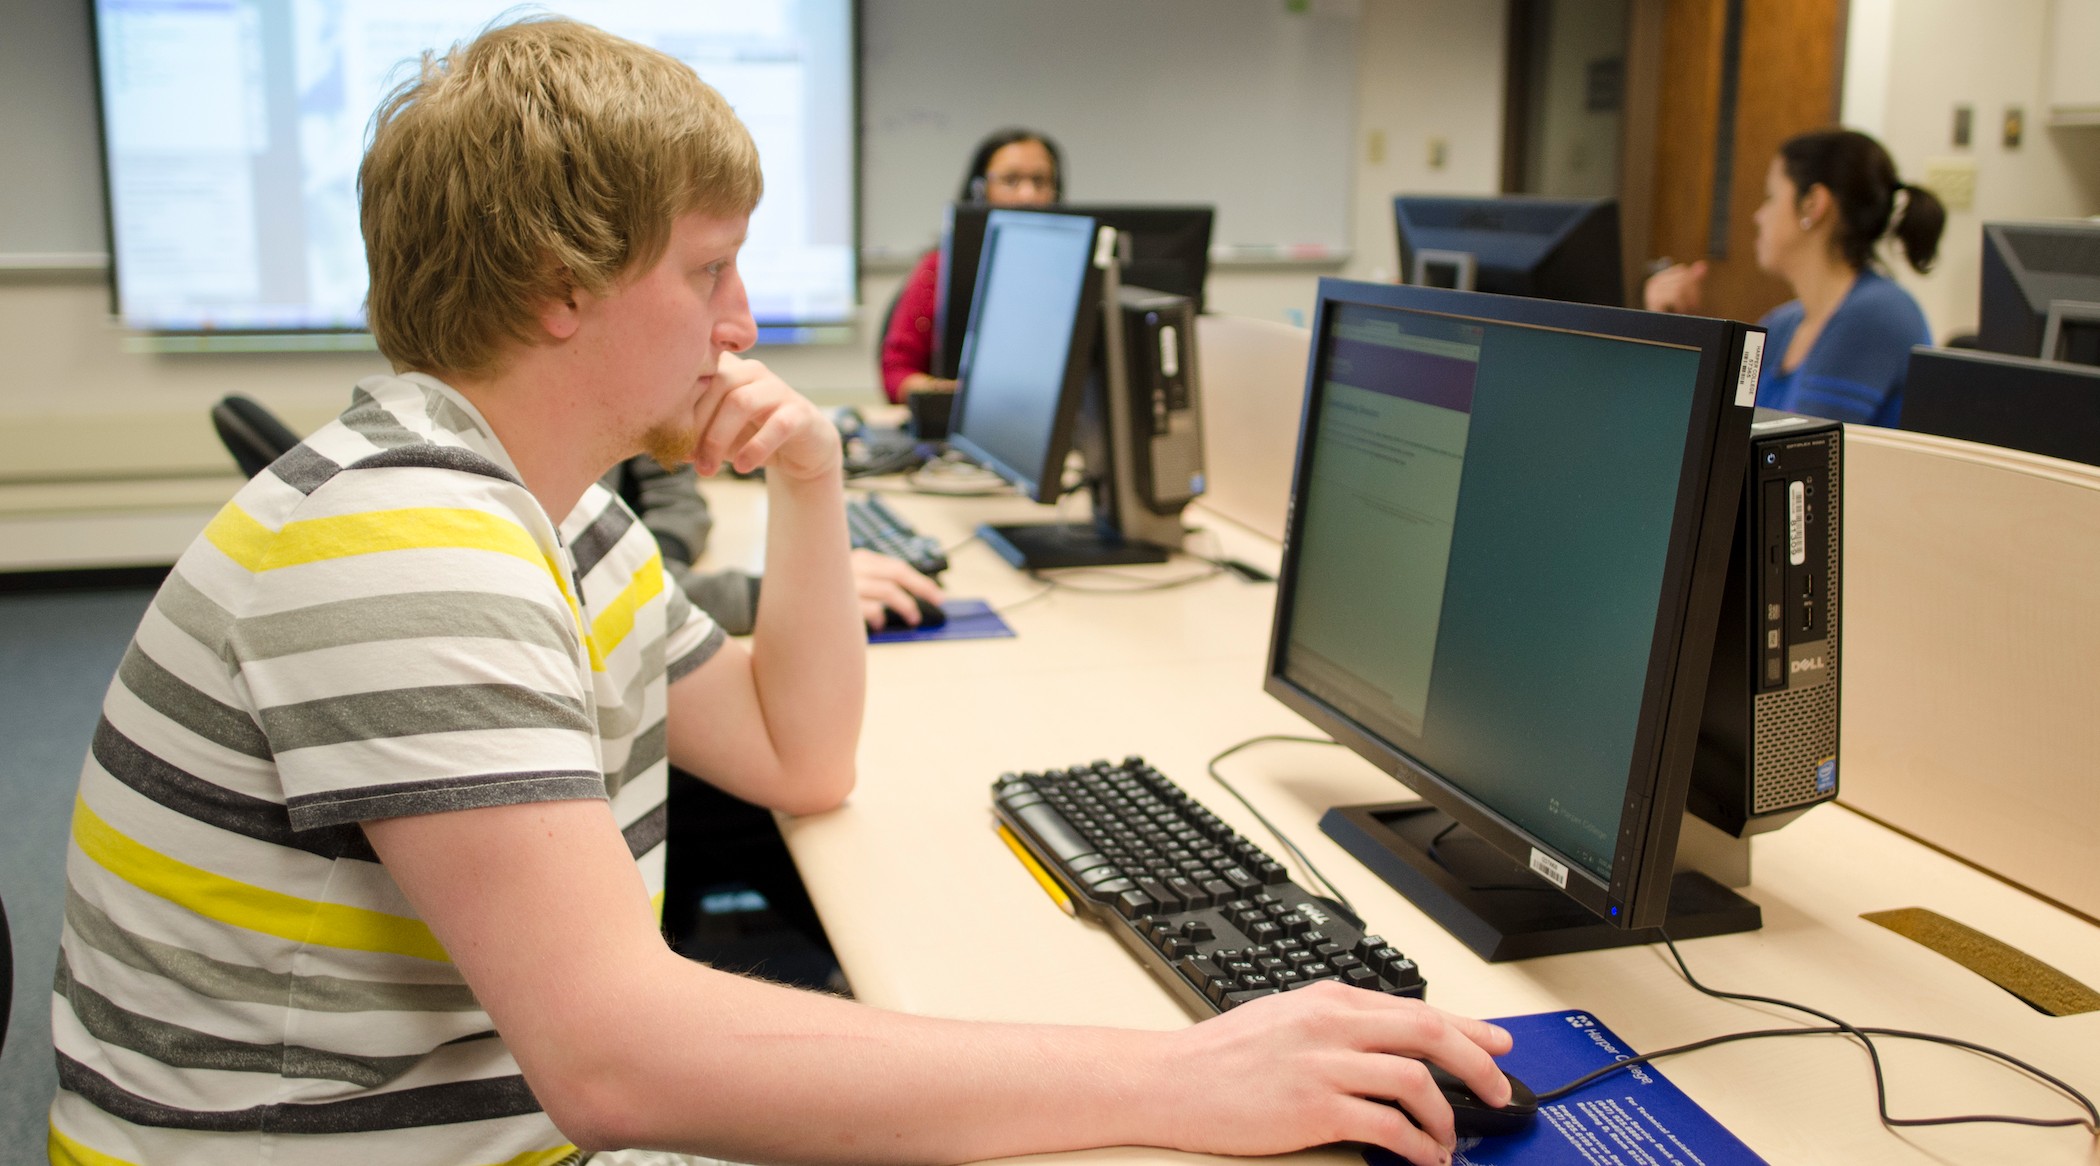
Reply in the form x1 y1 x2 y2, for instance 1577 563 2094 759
48 18 1511 1166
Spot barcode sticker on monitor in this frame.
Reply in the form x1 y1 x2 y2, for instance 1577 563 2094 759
1736 332 1765 407
1528 848 1570 889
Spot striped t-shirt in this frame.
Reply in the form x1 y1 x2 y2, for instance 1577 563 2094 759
49 374 722 1166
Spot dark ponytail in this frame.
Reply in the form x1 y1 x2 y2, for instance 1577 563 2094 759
1890 182 1946 274
1778 128 1945 275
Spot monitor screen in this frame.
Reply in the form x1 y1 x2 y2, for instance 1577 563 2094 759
91 0 856 338
934 203 1213 379
1979 220 2100 362
1393 196 1623 307
947 210 1103 503
1902 346 2100 467
1267 279 1754 937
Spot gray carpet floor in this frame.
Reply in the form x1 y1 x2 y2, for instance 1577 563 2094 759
1 582 155 1159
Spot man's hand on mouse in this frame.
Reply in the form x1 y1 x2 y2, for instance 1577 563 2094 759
851 549 945 630
1154 982 1512 1165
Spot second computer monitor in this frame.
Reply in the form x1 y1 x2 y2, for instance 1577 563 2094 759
933 202 1213 379
1393 195 1624 307
946 211 1104 504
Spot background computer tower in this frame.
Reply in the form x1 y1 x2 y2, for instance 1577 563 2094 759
1116 286 1206 514
1690 410 1842 836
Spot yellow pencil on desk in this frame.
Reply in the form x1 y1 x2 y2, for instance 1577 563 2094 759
996 823 1075 916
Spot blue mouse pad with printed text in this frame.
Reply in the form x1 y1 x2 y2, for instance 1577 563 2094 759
866 598 1014 644
1364 1010 1767 1166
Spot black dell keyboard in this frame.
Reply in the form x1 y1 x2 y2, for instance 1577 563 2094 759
993 756 1427 1015
846 493 947 577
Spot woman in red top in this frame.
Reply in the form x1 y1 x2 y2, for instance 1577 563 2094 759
881 128 1063 402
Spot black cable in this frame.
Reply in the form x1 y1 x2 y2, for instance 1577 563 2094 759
1203 735 1356 917
1529 931 2099 1136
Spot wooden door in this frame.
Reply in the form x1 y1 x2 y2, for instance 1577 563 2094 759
1645 0 1848 324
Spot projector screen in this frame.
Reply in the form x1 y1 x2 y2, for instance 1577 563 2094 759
92 0 856 338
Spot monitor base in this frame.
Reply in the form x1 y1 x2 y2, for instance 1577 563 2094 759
1321 802 1762 963
978 522 1169 570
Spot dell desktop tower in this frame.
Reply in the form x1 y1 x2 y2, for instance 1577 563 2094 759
1690 409 1843 837
1116 286 1207 514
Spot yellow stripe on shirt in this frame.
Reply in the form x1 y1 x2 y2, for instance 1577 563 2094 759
49 1124 140 1166
70 797 450 964
201 502 277 573
480 1143 583 1166
585 553 665 670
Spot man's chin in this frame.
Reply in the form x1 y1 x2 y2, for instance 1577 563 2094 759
640 425 700 472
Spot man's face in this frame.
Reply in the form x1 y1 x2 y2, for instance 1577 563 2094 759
572 210 758 466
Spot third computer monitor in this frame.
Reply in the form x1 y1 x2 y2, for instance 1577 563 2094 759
933 202 1213 379
1393 195 1624 308
1979 219 2100 365
1902 346 2100 467
1266 277 1759 960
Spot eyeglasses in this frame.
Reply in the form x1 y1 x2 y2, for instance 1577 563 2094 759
984 171 1055 194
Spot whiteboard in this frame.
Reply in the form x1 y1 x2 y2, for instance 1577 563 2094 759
1 0 1360 267
0 0 108 264
861 0 1359 263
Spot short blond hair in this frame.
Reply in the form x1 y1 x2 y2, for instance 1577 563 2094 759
360 17 762 377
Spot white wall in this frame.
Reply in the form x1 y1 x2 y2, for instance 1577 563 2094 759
1842 0 2100 341
0 0 1507 569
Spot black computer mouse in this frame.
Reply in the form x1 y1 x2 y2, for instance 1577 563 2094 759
1429 1064 1539 1140
871 596 947 634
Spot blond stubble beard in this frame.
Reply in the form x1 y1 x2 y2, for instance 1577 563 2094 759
640 420 701 472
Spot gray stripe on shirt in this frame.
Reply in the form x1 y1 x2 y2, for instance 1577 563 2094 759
55 1051 540 1134
65 888 481 1014
286 770 608 830
259 684 592 751
117 645 272 760
152 570 235 656
341 387 426 450
269 444 344 495
230 591 575 662
57 953 426 1089
91 717 374 861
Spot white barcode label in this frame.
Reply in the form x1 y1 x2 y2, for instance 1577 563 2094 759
1789 481 1806 565
1736 332 1765 407
1528 848 1570 889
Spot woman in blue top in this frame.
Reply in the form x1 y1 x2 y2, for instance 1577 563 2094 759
1647 129 1946 425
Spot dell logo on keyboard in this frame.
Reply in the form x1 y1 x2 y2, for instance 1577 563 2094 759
1299 902 1331 927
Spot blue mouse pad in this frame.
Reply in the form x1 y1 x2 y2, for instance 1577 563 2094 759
1364 1010 1766 1166
867 598 1015 644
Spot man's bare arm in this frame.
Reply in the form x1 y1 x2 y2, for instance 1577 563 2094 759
665 352 861 813
363 796 1511 1165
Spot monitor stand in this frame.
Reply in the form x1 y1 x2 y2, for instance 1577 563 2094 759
1320 802 1762 963
977 521 1169 570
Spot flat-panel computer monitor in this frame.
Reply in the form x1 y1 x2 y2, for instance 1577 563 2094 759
1979 220 2100 365
1393 196 1624 307
1902 346 2100 467
1266 278 1760 960
947 210 1202 570
932 203 1214 379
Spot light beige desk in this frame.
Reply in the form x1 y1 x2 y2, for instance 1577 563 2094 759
704 480 2100 1166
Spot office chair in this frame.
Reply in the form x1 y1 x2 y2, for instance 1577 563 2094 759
210 394 301 478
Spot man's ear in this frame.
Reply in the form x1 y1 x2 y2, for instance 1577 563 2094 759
536 274 584 341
